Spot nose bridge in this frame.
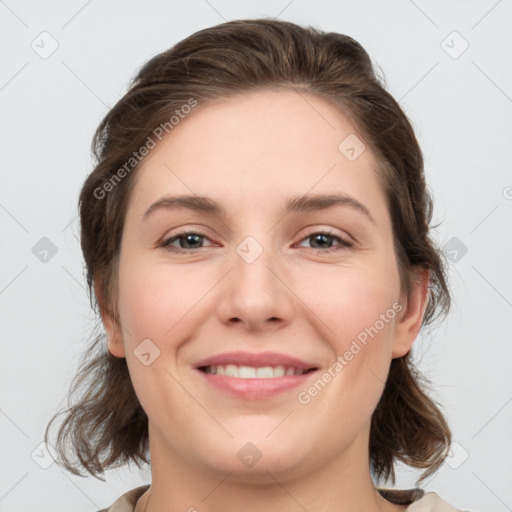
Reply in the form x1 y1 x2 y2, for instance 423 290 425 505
216 230 294 329
232 232 281 297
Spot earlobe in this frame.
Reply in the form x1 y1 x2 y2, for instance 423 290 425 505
392 268 430 359
93 273 126 358
103 312 126 359
105 331 126 358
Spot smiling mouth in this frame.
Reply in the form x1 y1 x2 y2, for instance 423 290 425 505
198 365 318 378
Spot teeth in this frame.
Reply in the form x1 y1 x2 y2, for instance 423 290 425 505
256 366 274 378
225 364 238 378
271 366 285 377
204 364 308 378
239 366 257 378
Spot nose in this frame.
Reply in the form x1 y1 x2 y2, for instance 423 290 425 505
215 238 295 333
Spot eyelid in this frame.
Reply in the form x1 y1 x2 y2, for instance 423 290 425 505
295 224 354 244
158 225 355 253
158 227 215 249
293 228 354 252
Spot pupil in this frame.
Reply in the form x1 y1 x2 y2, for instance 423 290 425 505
182 234 201 248
179 234 334 250
312 234 332 248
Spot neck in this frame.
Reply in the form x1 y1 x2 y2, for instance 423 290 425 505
136 422 404 512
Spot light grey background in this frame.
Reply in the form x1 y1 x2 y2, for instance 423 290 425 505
1 1 511 511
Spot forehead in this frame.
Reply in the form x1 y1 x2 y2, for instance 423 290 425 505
126 88 387 223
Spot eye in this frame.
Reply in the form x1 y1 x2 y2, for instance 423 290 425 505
159 229 213 253
296 230 354 253
159 228 353 254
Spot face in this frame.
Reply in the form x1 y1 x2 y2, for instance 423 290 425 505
101 88 427 483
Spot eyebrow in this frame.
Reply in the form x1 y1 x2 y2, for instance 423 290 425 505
142 193 376 225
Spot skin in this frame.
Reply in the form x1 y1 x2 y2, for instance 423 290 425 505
96 88 429 512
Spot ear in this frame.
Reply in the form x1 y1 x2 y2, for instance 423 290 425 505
392 267 430 359
93 272 126 358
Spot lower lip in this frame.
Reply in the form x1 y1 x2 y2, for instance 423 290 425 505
196 369 317 399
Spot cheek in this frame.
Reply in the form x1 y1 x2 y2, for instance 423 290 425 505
115 256 204 427
117 253 210 346
295 258 401 412
297 256 401 346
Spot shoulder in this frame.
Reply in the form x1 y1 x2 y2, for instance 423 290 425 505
95 484 150 512
406 491 469 511
99 485 470 512
377 488 470 511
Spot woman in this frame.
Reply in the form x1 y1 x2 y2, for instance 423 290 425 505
45 18 469 511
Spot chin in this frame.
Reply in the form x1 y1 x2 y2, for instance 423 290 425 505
194 432 313 482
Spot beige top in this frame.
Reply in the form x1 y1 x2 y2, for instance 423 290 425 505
97 485 468 511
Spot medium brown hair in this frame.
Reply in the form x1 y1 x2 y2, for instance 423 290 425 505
45 18 452 486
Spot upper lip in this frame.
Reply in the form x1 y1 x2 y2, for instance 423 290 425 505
194 351 317 370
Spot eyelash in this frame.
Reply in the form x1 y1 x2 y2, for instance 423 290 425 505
158 228 354 254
